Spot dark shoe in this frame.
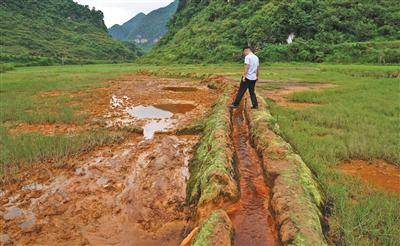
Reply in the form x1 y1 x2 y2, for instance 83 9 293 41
251 106 258 109
229 104 239 109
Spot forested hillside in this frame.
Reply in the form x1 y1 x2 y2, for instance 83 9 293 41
0 0 142 65
108 0 178 50
148 0 400 63
109 13 146 41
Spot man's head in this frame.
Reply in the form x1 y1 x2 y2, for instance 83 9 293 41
243 46 252 56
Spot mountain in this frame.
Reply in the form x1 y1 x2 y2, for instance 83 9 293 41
109 13 146 41
0 0 142 65
147 0 400 64
108 0 178 49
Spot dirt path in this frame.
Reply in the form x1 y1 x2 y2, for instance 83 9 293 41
228 102 278 245
0 75 217 245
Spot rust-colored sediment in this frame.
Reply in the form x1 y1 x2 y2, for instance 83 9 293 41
0 75 217 245
261 82 334 109
228 103 278 246
339 159 400 195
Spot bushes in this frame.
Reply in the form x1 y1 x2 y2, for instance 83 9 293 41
0 63 14 73
258 40 400 64
1 0 142 65
150 0 400 64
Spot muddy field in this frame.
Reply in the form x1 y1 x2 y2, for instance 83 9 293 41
0 75 217 245
1 71 399 245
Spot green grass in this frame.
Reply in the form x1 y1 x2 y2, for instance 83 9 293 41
0 62 399 244
0 64 145 176
254 64 400 245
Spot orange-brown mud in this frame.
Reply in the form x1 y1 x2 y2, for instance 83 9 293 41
227 102 278 246
338 160 400 195
0 75 217 245
9 123 93 136
259 81 334 108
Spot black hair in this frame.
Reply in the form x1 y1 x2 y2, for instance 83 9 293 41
243 46 251 51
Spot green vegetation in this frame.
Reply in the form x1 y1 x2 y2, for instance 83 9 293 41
248 99 326 244
0 64 144 176
192 210 233 246
255 64 400 245
1 129 125 176
187 91 238 207
0 0 141 66
148 0 400 63
1 63 399 244
108 0 178 51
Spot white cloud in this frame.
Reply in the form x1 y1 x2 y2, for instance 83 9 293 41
75 0 174 27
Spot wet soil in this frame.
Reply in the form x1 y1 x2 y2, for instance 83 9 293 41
163 87 198 92
106 75 215 138
228 102 278 246
260 82 334 109
1 74 217 245
338 160 400 195
155 103 196 114
8 122 94 136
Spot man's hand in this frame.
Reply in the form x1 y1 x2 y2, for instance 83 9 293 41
241 76 246 82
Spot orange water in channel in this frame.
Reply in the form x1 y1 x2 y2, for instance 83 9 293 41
228 104 278 246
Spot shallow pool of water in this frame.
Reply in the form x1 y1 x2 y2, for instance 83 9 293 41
125 104 195 140
163 86 198 92
126 105 173 119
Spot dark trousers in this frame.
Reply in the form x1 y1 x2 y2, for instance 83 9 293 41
233 78 258 107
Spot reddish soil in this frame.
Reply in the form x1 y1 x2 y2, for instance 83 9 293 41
338 160 400 195
260 82 334 109
9 123 93 136
227 102 278 245
37 90 62 98
0 75 218 245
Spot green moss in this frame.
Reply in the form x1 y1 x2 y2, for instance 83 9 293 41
187 92 238 206
191 211 221 246
249 96 327 245
192 210 233 246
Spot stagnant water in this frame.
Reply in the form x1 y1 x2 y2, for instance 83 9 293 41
125 104 195 139
163 86 198 92
229 103 278 246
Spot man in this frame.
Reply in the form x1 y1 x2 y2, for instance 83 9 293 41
230 46 259 109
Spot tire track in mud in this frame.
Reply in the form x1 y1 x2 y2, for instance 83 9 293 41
228 101 278 246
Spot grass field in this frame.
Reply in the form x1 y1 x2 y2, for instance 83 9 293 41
1 62 399 244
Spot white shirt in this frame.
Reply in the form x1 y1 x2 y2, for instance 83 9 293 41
244 52 259 80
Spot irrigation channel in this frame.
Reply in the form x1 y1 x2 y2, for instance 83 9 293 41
228 101 278 246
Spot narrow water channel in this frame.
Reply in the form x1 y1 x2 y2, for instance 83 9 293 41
229 102 278 246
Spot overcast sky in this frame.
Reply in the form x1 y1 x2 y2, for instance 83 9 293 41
75 0 174 27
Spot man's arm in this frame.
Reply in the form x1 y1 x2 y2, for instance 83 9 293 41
256 66 259 81
243 64 250 81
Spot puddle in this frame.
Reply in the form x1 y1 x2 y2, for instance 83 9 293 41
126 105 173 119
126 105 173 139
163 86 198 92
339 160 400 195
154 103 195 114
142 119 172 140
125 104 194 139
